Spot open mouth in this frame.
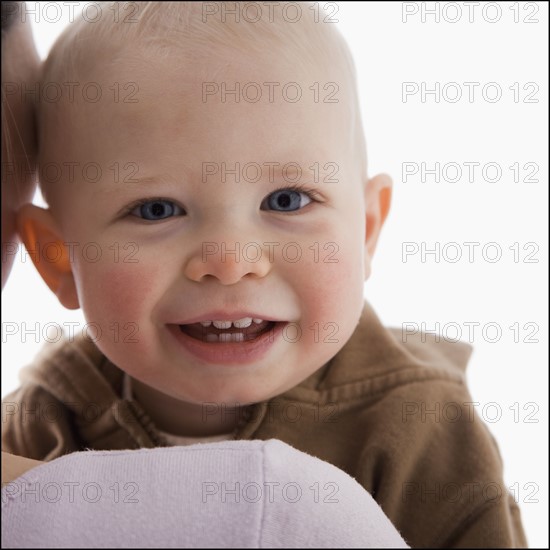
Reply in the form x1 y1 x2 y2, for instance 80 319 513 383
178 319 278 343
168 317 287 365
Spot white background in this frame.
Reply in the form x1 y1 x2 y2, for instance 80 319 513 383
1 2 548 546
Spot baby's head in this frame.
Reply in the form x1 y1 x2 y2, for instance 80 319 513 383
19 2 392 416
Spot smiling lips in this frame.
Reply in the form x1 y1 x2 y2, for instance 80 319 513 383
178 318 276 343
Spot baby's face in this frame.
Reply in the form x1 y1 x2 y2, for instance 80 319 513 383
42 46 371 406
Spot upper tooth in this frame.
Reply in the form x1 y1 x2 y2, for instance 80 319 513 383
206 318 262 329
212 320 232 329
233 317 253 328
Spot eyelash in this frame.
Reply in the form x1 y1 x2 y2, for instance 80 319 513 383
121 184 321 219
263 183 322 208
120 197 181 217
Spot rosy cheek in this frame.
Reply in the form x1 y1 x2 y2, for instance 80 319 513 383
77 262 164 364
81 263 159 325
299 247 362 326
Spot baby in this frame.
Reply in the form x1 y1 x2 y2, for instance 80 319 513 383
2 2 526 547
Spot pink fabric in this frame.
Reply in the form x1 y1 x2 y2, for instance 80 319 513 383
2 439 408 548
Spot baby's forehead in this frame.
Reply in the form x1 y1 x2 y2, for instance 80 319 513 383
48 30 356 144
105 49 350 114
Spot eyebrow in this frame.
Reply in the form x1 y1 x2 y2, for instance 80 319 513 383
91 154 332 196
89 173 182 198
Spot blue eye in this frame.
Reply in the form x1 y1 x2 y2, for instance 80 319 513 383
131 200 184 220
262 189 312 212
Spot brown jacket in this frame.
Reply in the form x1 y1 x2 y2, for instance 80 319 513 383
2 302 527 548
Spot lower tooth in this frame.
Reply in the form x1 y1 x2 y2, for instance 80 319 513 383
219 332 244 343
206 333 219 343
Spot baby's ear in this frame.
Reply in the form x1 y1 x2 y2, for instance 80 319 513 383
364 172 392 258
16 204 80 310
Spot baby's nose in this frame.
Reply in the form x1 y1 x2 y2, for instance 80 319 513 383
184 241 271 285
